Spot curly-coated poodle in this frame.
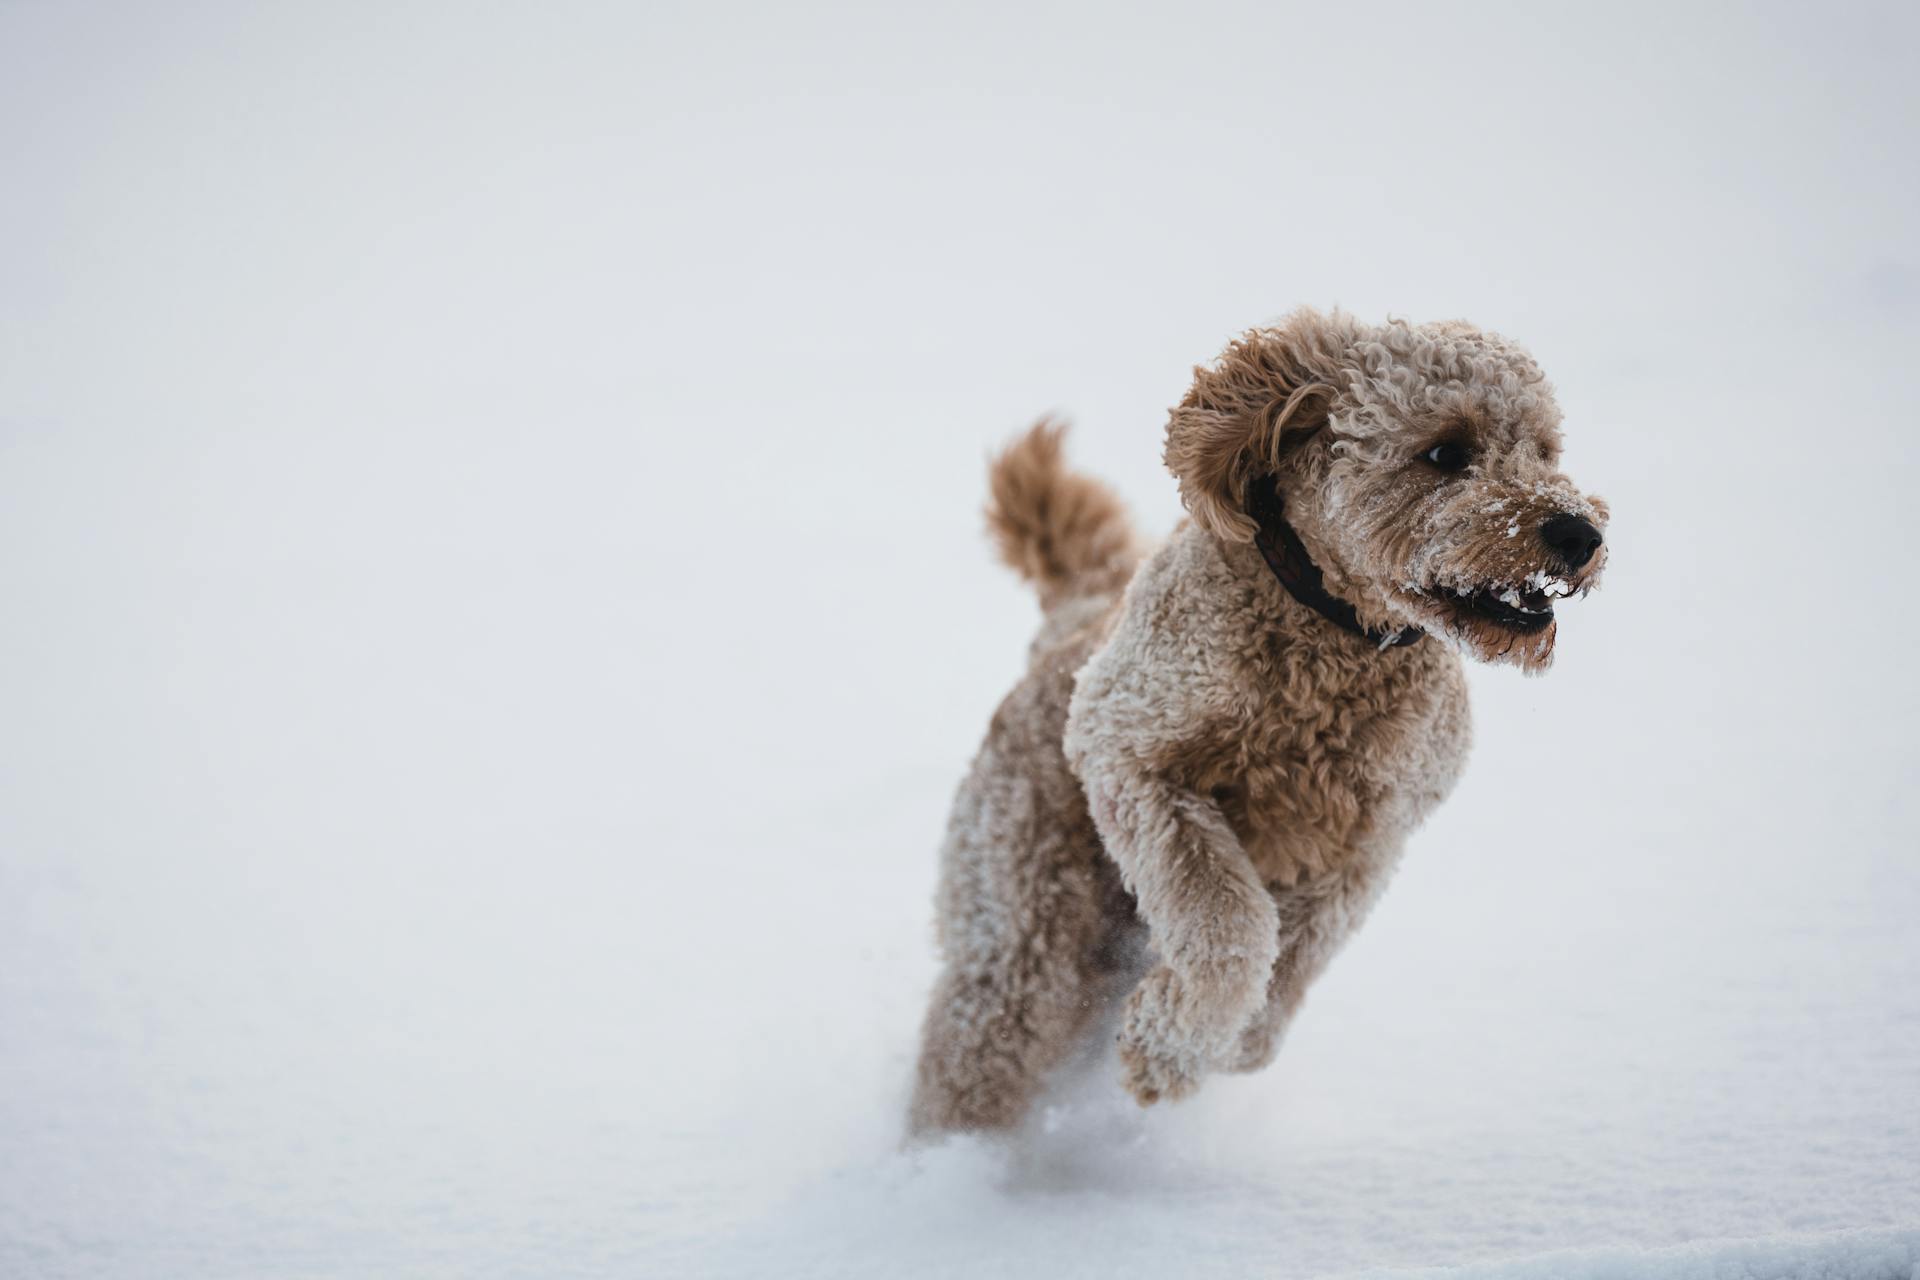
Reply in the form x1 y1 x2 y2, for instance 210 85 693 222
908 307 1609 1134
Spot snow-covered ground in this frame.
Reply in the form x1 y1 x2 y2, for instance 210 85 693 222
3 3 1917 1277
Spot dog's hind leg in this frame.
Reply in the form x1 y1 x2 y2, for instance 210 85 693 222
907 421 1142 1138
907 667 1129 1137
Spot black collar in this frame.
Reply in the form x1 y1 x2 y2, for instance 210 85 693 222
1246 475 1423 650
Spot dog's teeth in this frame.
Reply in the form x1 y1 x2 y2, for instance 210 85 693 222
1524 569 1575 598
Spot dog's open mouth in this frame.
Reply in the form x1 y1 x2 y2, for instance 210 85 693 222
1422 572 1576 634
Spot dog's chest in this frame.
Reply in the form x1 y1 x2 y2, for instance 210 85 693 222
1214 649 1469 887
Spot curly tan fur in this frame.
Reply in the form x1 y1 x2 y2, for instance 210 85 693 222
909 309 1608 1134
985 417 1144 610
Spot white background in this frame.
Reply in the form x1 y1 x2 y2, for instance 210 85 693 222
2 2 1916 1276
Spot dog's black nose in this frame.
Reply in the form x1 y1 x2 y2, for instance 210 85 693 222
1540 513 1603 570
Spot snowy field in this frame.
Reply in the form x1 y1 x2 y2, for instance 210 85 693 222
3 3 1917 1277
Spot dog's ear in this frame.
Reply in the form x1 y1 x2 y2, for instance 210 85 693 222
1164 309 1353 542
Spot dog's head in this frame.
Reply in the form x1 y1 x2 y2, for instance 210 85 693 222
1165 308 1608 671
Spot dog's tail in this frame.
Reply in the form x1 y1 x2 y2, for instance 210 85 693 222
985 419 1141 609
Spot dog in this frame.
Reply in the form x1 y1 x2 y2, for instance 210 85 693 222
908 307 1608 1134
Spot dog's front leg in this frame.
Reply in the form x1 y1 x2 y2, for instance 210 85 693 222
1081 766 1279 1105
1224 883 1360 1073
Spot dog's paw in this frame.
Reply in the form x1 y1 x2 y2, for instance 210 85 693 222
1118 1028 1203 1107
1116 966 1216 1106
1220 1013 1286 1074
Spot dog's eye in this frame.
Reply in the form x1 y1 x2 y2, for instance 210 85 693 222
1421 440 1473 473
